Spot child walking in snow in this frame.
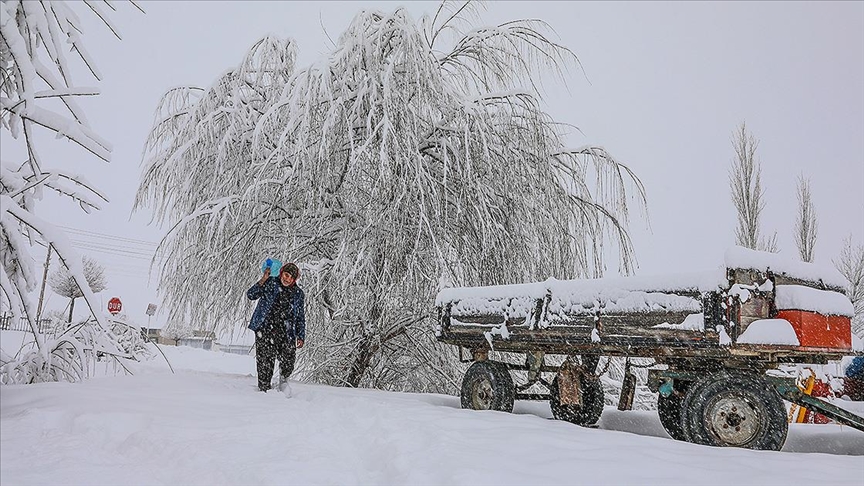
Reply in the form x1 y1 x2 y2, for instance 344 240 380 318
247 262 306 392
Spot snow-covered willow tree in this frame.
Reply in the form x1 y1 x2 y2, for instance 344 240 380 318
136 36 297 341
1 1 141 383
137 3 645 391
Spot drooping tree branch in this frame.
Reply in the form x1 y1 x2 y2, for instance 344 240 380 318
136 4 646 392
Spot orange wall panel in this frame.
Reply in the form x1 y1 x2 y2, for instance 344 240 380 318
775 310 852 349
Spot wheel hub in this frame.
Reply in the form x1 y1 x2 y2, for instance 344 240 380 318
472 378 494 410
708 396 759 446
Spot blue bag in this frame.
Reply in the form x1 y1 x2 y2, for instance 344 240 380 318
261 258 282 276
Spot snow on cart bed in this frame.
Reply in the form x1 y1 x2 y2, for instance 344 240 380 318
436 270 727 326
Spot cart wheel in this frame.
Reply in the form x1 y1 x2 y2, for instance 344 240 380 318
657 381 690 441
678 375 715 443
549 375 604 426
460 361 515 412
684 372 788 450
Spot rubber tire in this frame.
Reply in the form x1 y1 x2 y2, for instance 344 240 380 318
657 381 690 441
460 361 515 413
679 376 714 443
684 372 788 451
549 374 604 426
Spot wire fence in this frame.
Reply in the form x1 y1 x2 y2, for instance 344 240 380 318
0 313 254 355
0 314 51 334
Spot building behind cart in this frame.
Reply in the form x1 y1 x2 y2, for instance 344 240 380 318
435 247 864 451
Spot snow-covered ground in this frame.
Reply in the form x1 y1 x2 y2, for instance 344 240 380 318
2 343 863 486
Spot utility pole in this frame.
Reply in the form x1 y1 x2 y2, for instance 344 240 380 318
35 245 53 328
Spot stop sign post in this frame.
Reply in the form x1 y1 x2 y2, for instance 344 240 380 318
108 297 122 315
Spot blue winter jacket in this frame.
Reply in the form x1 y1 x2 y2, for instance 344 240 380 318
247 277 306 341
846 356 864 380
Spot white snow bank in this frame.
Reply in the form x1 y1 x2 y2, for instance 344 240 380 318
0 346 864 486
132 344 256 376
737 319 800 346
0 331 36 354
2 343 862 486
724 246 849 289
775 285 854 317
215 326 256 346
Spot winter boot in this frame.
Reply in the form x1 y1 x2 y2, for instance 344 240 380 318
277 375 292 396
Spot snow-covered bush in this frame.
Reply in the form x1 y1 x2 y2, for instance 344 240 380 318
107 318 152 360
137 4 644 392
0 314 146 384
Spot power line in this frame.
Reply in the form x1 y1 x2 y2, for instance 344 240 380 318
70 240 167 260
49 226 182 284
57 225 162 247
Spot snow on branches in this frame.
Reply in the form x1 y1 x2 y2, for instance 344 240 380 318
137 4 645 391
49 254 106 323
1 1 140 383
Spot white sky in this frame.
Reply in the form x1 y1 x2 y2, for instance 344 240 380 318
4 1 863 327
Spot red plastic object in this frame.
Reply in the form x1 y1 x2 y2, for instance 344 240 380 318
804 379 832 424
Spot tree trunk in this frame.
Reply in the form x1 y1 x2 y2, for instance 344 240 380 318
68 297 75 323
345 334 378 388
344 319 412 387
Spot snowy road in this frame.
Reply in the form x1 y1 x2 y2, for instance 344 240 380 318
1 346 863 486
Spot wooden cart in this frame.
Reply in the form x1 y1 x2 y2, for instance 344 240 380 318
436 250 864 451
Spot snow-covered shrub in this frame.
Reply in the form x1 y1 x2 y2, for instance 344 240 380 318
108 320 152 361
0 316 143 384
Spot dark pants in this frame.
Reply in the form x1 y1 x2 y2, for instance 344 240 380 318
255 321 296 391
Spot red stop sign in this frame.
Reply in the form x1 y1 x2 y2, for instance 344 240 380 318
108 297 122 315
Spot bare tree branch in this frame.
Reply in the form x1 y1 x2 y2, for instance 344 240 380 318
729 122 775 252
793 175 818 262
834 237 864 339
